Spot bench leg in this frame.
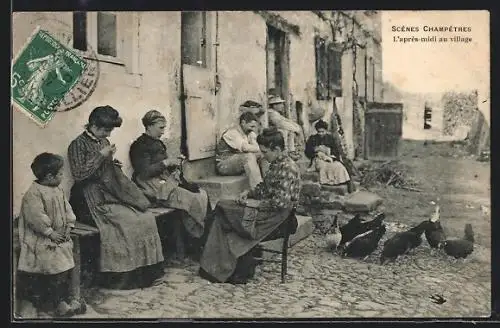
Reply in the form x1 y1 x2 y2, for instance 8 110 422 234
173 218 186 260
70 236 81 301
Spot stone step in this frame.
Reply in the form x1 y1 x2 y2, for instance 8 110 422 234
258 215 314 259
343 190 383 213
193 175 249 203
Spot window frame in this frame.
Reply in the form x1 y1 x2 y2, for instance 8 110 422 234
72 11 124 66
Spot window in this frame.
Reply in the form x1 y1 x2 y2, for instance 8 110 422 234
267 25 287 98
315 36 342 100
181 11 209 68
315 36 329 100
328 43 342 97
72 11 120 61
73 12 87 51
97 12 117 57
355 45 366 99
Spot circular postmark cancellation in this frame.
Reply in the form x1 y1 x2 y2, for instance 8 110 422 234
11 17 100 126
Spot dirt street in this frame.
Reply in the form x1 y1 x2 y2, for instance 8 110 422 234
19 139 492 319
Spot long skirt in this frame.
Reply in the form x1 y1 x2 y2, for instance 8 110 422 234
69 188 165 289
199 199 295 283
135 176 208 239
314 157 351 185
93 204 164 273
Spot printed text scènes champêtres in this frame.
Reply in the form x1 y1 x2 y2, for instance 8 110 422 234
392 26 472 32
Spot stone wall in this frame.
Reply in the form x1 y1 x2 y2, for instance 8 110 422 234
442 90 478 136
12 12 181 215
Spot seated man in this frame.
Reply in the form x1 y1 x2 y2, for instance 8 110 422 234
216 110 264 189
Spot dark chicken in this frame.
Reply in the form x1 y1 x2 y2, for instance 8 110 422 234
380 220 432 264
339 213 385 247
341 224 386 259
441 224 474 259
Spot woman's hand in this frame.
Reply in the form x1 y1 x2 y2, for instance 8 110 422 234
236 190 249 205
49 231 66 244
113 159 123 167
100 144 116 157
64 226 72 241
162 156 184 168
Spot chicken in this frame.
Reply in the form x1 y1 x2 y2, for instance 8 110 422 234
338 214 362 246
341 224 386 260
441 224 474 260
325 215 343 252
424 204 446 254
339 212 385 247
380 220 432 264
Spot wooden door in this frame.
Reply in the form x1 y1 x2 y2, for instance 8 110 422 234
182 64 217 160
364 102 403 160
181 11 217 161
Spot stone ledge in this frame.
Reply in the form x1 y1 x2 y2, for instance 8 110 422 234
259 215 314 259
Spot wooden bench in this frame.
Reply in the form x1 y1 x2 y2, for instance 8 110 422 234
14 207 183 303
66 207 179 300
70 222 100 301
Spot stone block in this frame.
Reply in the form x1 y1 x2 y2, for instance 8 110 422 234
343 190 383 213
321 184 348 196
259 215 313 258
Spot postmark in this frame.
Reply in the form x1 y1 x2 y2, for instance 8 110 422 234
42 19 100 113
11 17 101 126
11 27 87 126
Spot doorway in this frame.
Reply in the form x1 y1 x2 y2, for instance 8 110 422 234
266 25 289 102
266 24 292 146
180 11 217 161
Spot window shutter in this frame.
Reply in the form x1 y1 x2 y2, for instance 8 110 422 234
315 36 328 100
328 43 342 97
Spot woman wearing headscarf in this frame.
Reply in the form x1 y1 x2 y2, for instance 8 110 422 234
68 105 164 290
199 128 301 284
129 110 212 258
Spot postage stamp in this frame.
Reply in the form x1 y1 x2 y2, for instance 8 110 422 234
11 27 87 127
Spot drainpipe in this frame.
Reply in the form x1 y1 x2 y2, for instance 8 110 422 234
214 12 221 141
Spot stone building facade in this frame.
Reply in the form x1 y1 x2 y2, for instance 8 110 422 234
11 11 384 214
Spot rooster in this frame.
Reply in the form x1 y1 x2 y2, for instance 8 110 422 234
441 224 474 261
341 224 386 260
425 203 446 255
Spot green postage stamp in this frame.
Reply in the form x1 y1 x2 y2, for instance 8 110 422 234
11 27 87 127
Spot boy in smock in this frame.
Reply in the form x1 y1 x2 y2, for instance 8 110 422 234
17 153 85 317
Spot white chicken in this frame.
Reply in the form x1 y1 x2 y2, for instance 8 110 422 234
325 215 343 253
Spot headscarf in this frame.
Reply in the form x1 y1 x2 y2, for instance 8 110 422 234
142 110 166 127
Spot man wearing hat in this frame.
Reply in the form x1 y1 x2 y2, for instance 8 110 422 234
267 95 302 151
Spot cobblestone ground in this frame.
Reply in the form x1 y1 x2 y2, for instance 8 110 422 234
73 219 490 319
